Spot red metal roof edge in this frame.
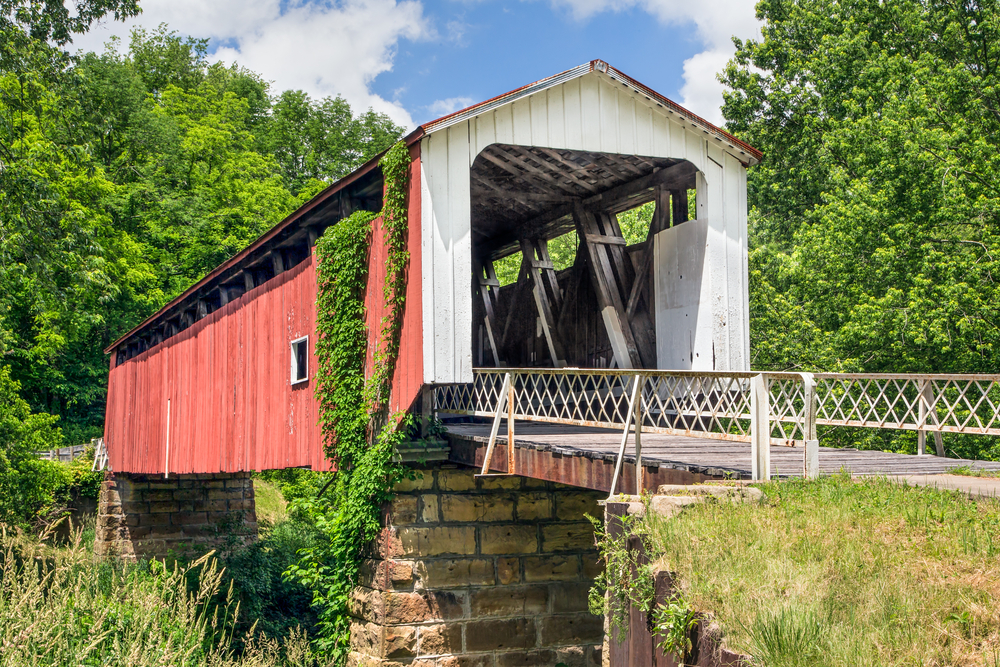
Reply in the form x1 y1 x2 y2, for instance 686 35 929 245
103 132 425 354
602 64 762 163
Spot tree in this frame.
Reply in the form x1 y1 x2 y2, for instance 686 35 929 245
722 0 1000 458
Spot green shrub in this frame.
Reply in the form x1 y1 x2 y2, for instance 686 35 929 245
0 365 68 527
0 527 330 666
222 517 322 646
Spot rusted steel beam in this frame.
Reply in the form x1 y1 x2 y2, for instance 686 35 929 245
446 433 724 493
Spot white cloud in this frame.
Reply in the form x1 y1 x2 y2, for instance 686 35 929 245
67 0 431 128
425 96 475 118
549 0 760 124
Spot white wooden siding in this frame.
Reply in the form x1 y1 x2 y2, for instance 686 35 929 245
421 70 751 383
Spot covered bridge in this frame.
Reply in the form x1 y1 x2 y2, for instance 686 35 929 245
102 59 758 476
98 61 764 666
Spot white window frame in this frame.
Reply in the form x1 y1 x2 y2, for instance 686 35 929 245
290 336 309 385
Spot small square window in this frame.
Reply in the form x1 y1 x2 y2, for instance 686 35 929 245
290 336 309 384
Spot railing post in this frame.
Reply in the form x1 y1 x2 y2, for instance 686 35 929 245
480 373 511 475
608 373 641 498
800 372 819 479
635 374 644 495
507 374 516 475
917 379 945 456
751 374 770 481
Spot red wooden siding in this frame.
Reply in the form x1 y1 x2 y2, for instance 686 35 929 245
104 147 424 474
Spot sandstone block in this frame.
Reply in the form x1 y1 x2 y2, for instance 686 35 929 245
555 493 602 521
437 469 476 492
441 495 513 523
360 559 414 591
420 494 440 523
368 528 404 559
172 489 203 501
139 513 171 527
470 585 548 617
553 645 589 667
349 619 383 655
465 618 537 652
147 501 178 514
515 493 553 521
496 556 520 585
550 582 593 613
384 591 430 624
416 623 463 656
418 558 495 588
479 525 537 555
538 613 604 645
384 625 417 659
398 526 476 557
389 495 419 525
436 656 496 667
541 522 595 553
142 490 174 502
394 471 435 493
207 488 243 501
523 555 579 582
424 589 467 620
496 650 558 667
581 551 603 579
477 475 521 491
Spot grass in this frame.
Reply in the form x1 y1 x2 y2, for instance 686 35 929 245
947 465 1000 479
0 525 330 666
642 475 1000 666
254 478 290 526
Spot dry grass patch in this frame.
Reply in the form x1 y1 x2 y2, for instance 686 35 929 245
643 475 1000 666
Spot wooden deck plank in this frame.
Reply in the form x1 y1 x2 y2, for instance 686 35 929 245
445 421 1000 479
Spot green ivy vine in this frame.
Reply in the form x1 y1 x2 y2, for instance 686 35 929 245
285 141 412 662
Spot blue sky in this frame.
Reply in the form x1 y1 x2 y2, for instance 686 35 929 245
70 0 760 127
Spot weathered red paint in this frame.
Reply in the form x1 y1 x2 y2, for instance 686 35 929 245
104 147 423 474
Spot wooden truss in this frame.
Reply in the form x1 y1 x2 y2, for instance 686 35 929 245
473 154 698 370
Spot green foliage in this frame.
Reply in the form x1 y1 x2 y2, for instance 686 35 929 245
222 516 322 648
586 512 654 643
642 476 1000 665
288 143 412 661
0 529 329 666
652 595 699 662
721 0 1000 459
0 365 68 527
0 21 403 448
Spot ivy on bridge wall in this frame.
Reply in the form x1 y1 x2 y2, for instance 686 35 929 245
286 141 412 662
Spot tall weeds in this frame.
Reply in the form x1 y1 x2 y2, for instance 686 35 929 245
0 526 328 666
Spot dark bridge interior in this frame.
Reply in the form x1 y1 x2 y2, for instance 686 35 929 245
469 144 698 371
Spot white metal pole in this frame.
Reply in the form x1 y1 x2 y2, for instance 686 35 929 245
608 374 641 498
480 374 511 475
751 375 770 481
800 372 819 479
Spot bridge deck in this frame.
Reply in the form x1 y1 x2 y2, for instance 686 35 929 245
444 421 1000 492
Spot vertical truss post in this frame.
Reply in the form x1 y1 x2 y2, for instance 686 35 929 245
608 374 641 499
634 375 644 495
480 373 511 475
800 372 819 479
751 375 770 481
507 374 516 475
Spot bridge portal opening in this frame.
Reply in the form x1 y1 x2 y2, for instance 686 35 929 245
470 144 699 370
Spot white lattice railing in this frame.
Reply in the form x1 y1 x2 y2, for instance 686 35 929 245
434 369 1000 493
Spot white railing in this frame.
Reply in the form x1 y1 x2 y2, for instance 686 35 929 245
434 369 1000 495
